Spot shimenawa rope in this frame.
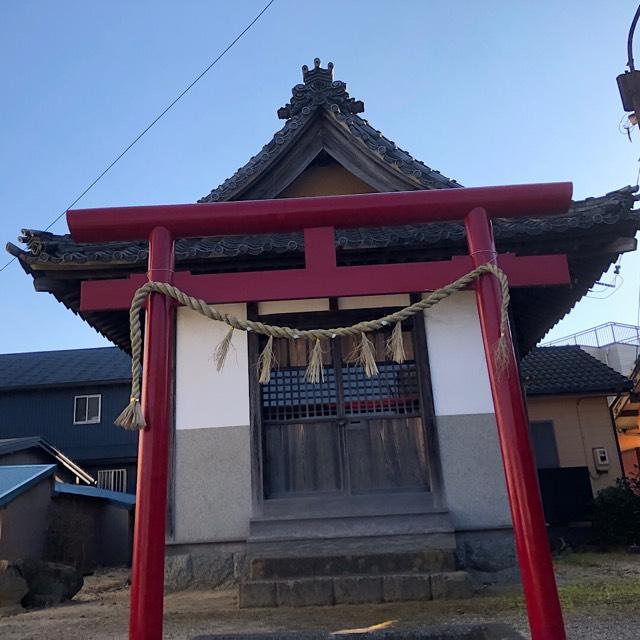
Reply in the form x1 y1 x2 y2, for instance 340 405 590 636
115 263 510 430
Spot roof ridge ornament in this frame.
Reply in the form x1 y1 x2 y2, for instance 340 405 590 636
302 57 334 84
277 58 365 120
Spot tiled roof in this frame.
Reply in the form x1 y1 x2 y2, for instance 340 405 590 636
521 346 632 396
0 346 131 390
199 58 461 203
0 464 55 507
11 186 637 268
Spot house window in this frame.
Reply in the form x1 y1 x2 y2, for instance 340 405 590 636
97 468 127 493
74 394 101 424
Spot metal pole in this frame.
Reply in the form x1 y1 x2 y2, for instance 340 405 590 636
129 226 175 640
464 207 566 640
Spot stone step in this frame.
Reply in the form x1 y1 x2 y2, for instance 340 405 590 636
239 571 472 608
249 549 455 580
249 511 453 543
246 532 456 559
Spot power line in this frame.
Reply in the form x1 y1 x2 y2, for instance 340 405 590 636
0 0 276 274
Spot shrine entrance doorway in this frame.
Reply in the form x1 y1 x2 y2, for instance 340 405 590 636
252 307 439 515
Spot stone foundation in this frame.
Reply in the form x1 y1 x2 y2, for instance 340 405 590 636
165 551 246 593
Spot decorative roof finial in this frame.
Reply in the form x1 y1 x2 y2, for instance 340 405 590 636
277 59 365 120
301 58 334 84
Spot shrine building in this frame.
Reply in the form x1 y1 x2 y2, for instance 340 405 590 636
8 60 640 603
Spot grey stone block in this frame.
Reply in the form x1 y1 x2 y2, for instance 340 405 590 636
431 571 473 600
457 530 516 573
164 554 193 593
191 553 234 589
233 552 248 580
382 573 432 602
239 581 277 608
276 578 334 607
333 576 382 604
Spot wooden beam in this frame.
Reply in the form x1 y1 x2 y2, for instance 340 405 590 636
79 252 570 311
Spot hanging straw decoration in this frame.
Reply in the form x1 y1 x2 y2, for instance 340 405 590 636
386 321 406 364
115 396 146 430
304 338 325 383
214 327 235 371
258 335 275 384
114 263 512 430
356 332 379 378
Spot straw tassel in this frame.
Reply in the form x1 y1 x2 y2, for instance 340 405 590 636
304 338 325 383
494 330 511 373
357 332 379 378
214 327 235 371
114 397 146 430
258 335 275 384
386 321 406 364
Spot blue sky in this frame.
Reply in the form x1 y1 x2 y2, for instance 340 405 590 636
1 1 639 353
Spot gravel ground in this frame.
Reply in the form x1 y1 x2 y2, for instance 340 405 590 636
1 553 639 639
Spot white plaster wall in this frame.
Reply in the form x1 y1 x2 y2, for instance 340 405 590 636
424 291 494 417
175 304 250 430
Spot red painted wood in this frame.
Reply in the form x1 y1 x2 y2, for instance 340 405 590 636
67 182 572 242
129 227 175 640
304 227 336 271
465 208 566 640
79 252 570 311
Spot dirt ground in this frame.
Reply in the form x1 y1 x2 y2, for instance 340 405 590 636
2 552 640 639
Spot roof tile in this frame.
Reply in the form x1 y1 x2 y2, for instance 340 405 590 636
521 346 632 396
0 347 130 390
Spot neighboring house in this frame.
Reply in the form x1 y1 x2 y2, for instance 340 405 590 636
522 346 631 523
0 436 95 485
544 321 639 377
542 322 640 478
8 60 640 592
0 464 57 560
612 358 640 476
0 463 134 568
0 348 137 493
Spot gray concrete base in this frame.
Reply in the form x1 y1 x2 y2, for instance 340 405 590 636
193 624 525 639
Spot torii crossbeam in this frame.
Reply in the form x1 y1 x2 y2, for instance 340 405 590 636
67 183 572 640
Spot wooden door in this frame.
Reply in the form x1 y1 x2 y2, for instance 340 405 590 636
260 324 430 499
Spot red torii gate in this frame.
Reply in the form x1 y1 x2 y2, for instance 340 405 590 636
68 183 572 640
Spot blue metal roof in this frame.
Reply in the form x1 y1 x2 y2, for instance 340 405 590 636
54 482 136 509
0 464 55 507
0 347 131 390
